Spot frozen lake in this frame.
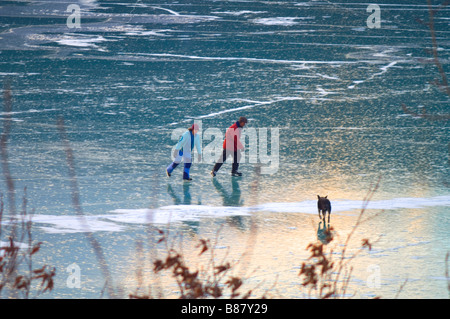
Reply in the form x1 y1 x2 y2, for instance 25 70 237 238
0 0 449 298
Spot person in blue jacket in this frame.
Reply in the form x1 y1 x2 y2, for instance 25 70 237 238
166 123 202 181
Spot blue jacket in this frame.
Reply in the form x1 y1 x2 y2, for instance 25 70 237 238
175 130 202 156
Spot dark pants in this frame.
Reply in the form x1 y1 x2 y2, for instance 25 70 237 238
212 149 241 173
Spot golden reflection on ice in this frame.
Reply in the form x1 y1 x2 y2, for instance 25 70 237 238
115 193 449 299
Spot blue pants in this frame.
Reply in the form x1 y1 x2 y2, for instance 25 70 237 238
167 152 192 180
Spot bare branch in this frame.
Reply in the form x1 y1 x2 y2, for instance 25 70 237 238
57 116 118 298
402 0 450 120
401 103 450 121
427 0 450 96
1 80 17 222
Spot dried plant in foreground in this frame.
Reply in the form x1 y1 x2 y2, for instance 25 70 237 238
446 252 450 298
130 229 257 299
0 81 56 298
402 0 450 121
0 216 56 298
299 178 381 299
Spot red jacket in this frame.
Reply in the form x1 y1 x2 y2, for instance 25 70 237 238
223 121 244 151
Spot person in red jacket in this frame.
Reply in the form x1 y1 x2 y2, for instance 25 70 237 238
211 116 247 177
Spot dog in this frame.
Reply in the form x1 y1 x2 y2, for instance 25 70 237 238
317 195 331 223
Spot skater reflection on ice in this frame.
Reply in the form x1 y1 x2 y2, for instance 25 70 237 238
212 178 243 207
